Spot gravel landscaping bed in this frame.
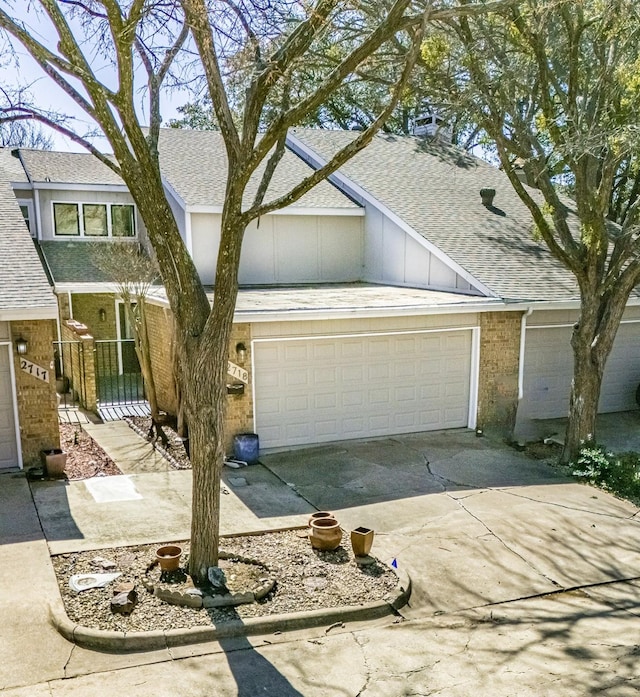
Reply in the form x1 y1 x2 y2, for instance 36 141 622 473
52 530 398 632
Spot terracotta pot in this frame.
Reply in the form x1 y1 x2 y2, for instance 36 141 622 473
309 517 342 551
308 511 336 527
351 527 375 558
156 545 182 572
41 449 67 478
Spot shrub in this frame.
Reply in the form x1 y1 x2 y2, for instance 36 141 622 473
573 444 640 500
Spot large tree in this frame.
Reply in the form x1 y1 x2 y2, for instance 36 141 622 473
419 0 640 460
0 0 509 582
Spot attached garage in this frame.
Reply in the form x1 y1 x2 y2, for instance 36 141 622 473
0 343 19 470
253 328 474 448
517 313 640 430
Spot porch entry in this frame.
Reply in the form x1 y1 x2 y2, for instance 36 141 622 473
54 339 88 410
95 301 144 405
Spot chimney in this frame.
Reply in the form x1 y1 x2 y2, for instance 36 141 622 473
480 188 496 207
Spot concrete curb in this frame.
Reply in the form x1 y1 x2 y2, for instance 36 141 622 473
49 567 411 653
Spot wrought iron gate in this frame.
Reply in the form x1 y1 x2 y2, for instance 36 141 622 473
95 339 145 405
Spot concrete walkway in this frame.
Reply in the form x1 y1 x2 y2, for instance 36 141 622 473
3 417 640 694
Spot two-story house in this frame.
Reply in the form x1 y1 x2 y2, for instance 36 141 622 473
3 127 639 464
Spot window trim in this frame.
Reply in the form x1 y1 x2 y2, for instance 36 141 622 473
17 199 36 238
51 200 137 239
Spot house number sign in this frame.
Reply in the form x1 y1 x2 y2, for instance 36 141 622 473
20 359 50 383
227 361 248 384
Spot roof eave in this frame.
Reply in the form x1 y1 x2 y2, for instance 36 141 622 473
0 305 58 321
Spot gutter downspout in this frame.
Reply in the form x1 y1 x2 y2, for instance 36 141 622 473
518 307 533 399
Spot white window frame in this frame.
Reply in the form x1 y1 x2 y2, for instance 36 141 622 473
51 201 137 239
17 199 36 238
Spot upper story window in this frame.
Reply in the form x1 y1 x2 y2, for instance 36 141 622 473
53 202 136 238
18 200 36 238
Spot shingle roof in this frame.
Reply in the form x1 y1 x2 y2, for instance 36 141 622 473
0 148 30 183
39 241 117 284
156 128 360 210
18 149 123 186
291 128 581 302
0 171 57 312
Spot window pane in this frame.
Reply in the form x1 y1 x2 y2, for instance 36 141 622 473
53 203 80 236
111 205 135 237
83 204 108 236
19 205 30 232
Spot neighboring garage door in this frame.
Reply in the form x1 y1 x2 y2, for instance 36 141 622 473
0 345 18 470
254 330 472 448
519 322 640 422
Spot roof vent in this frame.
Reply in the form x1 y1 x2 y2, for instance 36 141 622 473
480 188 496 207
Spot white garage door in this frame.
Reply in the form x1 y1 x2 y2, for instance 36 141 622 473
254 330 472 448
0 345 18 470
519 322 640 422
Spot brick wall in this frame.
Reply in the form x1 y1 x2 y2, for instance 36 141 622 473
225 323 254 452
477 311 523 438
145 301 254 453
57 293 71 321
144 302 178 415
10 319 60 466
70 293 118 340
60 320 97 411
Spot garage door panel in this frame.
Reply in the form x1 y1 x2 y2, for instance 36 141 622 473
0 347 19 470
255 330 472 448
519 323 640 425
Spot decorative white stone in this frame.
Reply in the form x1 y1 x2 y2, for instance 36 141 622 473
69 572 122 592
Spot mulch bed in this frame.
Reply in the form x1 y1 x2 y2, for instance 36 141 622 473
59 423 122 480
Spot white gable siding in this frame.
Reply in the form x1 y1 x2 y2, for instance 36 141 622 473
191 212 220 284
362 202 473 291
164 187 186 246
190 212 363 285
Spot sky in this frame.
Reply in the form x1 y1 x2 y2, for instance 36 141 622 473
3 2 195 152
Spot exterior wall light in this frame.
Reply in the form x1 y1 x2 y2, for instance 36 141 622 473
99 308 107 322
235 342 247 364
15 337 28 355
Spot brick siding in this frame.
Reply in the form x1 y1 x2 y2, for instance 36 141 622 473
145 301 254 453
477 311 523 438
70 293 118 340
10 319 60 466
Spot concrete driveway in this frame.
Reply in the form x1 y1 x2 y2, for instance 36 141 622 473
5 421 640 695
261 428 640 618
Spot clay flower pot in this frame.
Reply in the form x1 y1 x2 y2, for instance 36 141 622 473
351 527 375 558
309 517 342 551
156 545 182 572
308 511 336 527
41 449 68 478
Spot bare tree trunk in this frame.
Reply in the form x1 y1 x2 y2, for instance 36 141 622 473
561 289 625 462
562 339 603 462
186 205 244 583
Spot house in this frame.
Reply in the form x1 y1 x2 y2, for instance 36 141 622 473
0 149 59 471
4 127 640 461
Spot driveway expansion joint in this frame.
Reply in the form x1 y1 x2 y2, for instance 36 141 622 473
446 491 562 589
502 487 640 520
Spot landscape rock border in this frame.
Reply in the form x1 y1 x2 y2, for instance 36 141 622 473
143 551 276 609
49 557 411 653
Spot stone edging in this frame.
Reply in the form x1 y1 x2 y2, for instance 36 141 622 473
49 567 411 653
143 552 276 609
